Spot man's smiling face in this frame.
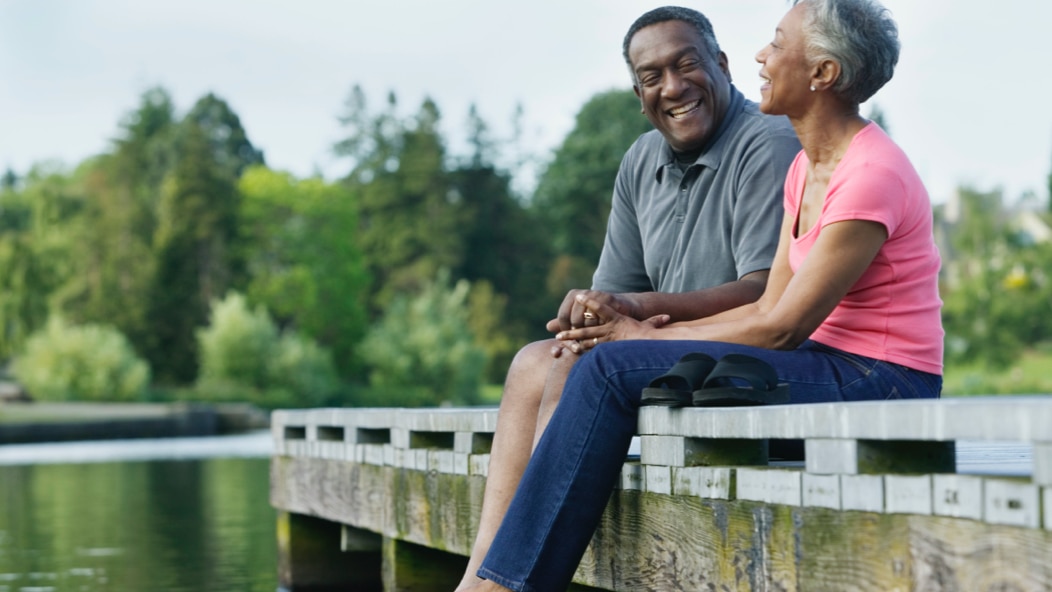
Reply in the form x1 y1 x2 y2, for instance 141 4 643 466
629 19 732 153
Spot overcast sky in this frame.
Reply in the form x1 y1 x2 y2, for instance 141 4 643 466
2 0 1048 204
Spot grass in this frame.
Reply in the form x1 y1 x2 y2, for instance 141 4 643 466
943 347 1052 396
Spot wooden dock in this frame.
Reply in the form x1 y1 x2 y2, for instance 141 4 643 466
269 397 1052 591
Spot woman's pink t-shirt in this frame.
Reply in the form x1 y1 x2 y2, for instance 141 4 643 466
786 123 944 375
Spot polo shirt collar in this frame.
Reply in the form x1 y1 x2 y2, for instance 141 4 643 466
654 85 745 183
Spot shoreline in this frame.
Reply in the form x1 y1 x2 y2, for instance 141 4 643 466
0 401 270 445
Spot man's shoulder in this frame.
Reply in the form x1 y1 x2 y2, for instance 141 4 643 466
621 129 670 169
627 128 668 154
732 99 798 143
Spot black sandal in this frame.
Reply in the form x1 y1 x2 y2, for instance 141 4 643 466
641 353 718 407
691 354 790 407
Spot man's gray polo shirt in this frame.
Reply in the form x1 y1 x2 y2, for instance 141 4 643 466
591 86 800 294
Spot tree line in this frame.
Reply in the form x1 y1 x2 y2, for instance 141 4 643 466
0 85 652 407
2 85 1049 407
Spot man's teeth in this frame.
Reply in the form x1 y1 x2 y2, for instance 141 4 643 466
669 100 701 118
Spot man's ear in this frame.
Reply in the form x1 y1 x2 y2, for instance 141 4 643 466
633 85 644 113
718 51 732 83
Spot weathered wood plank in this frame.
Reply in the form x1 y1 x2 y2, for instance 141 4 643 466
272 456 1052 591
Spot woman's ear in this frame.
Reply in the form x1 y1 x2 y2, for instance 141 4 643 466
811 59 840 92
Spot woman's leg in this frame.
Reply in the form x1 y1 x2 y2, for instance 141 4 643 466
455 339 562 591
475 340 940 591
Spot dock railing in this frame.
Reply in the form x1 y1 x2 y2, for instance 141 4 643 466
270 397 1052 591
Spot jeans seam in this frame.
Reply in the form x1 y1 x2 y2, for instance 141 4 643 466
515 367 621 590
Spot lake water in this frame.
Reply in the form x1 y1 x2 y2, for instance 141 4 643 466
0 432 277 592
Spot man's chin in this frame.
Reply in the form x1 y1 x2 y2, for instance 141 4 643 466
667 132 708 153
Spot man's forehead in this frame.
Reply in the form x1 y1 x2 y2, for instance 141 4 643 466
629 22 706 66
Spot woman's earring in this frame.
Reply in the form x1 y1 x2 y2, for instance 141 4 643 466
810 85 816 92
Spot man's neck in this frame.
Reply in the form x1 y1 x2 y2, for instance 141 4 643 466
672 148 703 169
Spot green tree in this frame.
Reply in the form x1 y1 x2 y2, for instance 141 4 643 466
54 89 177 354
867 103 890 136
1 168 18 191
334 86 403 187
147 121 240 384
0 166 82 360
939 186 1049 368
185 93 265 179
237 166 370 378
531 89 653 291
359 270 487 406
1047 148 1052 213
451 104 553 358
338 94 464 309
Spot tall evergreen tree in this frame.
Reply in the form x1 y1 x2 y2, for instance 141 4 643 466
334 86 402 185
1 168 18 192
451 105 552 342
339 94 463 310
185 93 265 179
55 88 177 353
146 121 240 384
531 89 653 292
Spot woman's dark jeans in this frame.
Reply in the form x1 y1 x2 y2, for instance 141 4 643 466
478 339 941 592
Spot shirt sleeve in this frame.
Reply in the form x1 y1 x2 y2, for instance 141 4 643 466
730 127 801 278
591 149 653 292
822 161 907 237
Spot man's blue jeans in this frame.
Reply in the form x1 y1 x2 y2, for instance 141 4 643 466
477 339 941 592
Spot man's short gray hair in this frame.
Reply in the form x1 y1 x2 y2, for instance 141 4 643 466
621 6 721 84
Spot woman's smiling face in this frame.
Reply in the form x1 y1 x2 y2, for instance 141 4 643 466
755 3 813 116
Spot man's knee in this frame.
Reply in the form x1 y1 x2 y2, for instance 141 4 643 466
509 339 559 376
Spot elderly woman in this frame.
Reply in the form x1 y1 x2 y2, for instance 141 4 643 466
462 0 942 590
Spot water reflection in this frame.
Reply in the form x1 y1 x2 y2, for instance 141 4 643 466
0 435 277 592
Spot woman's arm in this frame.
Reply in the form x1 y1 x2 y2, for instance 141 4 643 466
559 217 887 350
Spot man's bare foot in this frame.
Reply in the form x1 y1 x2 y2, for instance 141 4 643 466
457 578 513 592
453 575 483 592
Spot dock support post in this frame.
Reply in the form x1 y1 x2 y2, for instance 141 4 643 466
277 511 382 591
382 536 466 591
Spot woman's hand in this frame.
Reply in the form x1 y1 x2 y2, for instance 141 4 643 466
546 290 643 334
554 295 670 354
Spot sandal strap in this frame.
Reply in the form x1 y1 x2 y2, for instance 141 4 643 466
701 354 780 392
647 352 717 391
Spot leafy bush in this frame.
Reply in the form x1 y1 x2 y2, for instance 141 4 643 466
197 292 279 389
196 292 340 407
12 317 150 401
270 333 341 406
360 270 487 406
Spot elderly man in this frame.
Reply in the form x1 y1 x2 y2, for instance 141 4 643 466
457 6 800 590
